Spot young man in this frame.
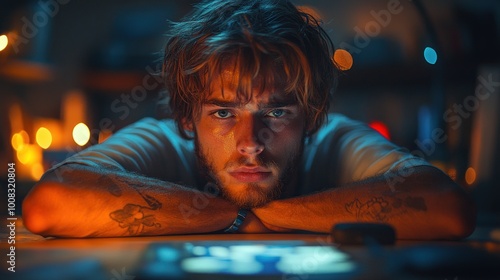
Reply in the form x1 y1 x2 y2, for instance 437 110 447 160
22 0 475 238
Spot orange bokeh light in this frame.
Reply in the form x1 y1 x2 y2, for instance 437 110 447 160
465 167 476 186
36 127 53 149
11 130 29 151
17 144 41 165
333 49 353 71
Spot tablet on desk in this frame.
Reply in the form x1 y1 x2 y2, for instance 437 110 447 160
133 239 500 280
134 241 359 280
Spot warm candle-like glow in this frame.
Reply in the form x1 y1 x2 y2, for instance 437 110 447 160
9 103 24 134
31 162 45 181
11 130 30 151
465 167 476 186
98 129 113 143
36 127 52 149
33 118 64 149
17 144 41 165
73 123 90 146
0 35 8 52
63 91 88 146
333 49 353 71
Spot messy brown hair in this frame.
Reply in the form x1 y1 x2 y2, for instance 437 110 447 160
163 0 338 138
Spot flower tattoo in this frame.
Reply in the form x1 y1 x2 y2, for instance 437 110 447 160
345 197 391 221
110 203 161 235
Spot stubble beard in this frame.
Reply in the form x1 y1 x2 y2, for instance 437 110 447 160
194 137 303 209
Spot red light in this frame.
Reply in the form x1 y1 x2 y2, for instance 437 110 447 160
369 121 391 140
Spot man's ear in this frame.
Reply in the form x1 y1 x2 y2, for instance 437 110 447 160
181 118 194 132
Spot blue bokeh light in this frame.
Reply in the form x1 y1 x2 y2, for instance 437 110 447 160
424 47 438 65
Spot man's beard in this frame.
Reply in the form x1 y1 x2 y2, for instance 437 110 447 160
194 137 303 209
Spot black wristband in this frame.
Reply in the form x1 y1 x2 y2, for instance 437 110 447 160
223 209 248 233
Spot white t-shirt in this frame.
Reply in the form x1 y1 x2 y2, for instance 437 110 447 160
50 114 429 194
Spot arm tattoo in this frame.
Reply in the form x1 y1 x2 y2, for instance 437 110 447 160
110 204 161 235
345 197 391 221
345 196 426 222
49 166 164 235
105 175 163 235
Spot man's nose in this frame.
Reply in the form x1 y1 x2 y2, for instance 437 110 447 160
236 116 265 156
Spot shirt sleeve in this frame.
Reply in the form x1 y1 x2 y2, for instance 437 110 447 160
301 113 430 191
47 118 198 187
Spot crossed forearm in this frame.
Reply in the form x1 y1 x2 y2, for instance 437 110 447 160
252 166 476 240
23 164 474 239
22 164 239 237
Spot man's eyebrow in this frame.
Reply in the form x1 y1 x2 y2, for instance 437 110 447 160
259 100 298 109
203 99 241 107
203 98 298 108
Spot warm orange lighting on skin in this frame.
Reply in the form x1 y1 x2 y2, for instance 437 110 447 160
0 35 8 52
333 49 353 71
73 123 90 146
368 121 391 140
11 130 29 151
36 127 52 149
465 167 477 185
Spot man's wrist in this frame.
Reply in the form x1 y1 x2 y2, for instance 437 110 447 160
223 209 248 233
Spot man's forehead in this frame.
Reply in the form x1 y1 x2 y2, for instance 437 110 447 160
203 86 296 105
201 62 298 106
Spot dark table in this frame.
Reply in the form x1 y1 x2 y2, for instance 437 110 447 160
2 217 500 280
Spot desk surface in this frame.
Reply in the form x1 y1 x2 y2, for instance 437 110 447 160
2 218 500 280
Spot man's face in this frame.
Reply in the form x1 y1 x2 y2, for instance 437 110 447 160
190 79 306 208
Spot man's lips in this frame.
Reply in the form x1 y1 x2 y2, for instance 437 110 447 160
228 167 272 183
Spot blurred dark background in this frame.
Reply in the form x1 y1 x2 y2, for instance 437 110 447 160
0 0 499 226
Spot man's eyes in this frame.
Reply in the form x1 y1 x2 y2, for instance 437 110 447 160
211 109 289 119
266 109 287 118
213 109 233 119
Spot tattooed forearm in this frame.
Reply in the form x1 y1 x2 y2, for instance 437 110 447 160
97 175 123 197
100 173 163 208
103 176 164 234
113 177 163 210
404 196 427 211
391 196 427 211
345 196 427 222
345 197 391 221
110 203 161 235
